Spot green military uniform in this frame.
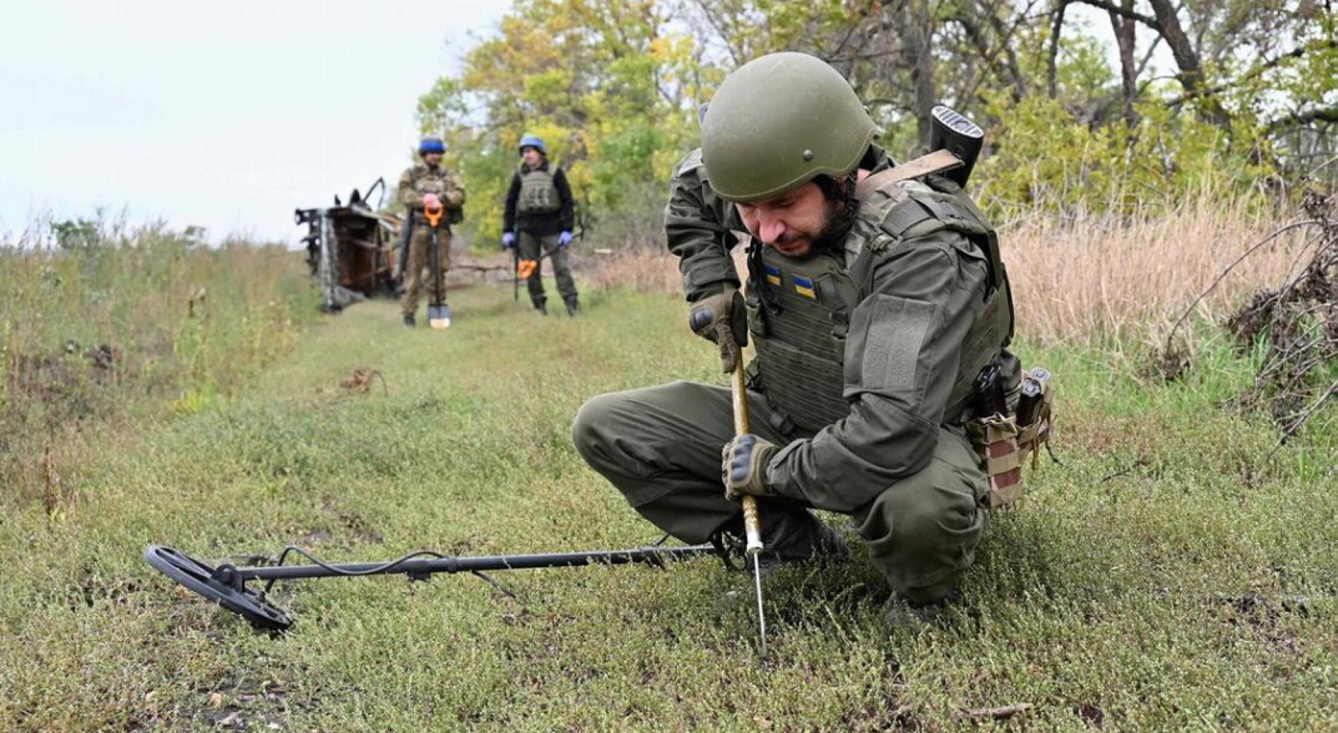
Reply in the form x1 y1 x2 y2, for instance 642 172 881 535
573 144 1019 605
504 159 579 314
397 163 466 317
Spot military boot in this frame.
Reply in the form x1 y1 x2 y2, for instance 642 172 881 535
881 587 957 628
532 297 548 316
403 312 416 328
763 508 848 563
564 295 579 316
721 509 848 577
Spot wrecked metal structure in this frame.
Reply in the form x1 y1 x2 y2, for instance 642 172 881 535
296 178 402 312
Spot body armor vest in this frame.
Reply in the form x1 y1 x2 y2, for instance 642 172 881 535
747 175 1014 434
408 165 462 225
517 166 561 215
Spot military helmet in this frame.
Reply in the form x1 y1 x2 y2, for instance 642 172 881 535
701 52 877 203
518 134 547 156
419 137 446 155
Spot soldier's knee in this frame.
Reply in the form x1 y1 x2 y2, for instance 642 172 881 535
860 465 983 553
571 392 628 464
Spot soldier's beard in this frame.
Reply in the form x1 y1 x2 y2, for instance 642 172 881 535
772 198 847 257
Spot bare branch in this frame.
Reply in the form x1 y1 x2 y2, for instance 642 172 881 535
1069 0 1157 28
1047 0 1069 98
1267 106 1338 132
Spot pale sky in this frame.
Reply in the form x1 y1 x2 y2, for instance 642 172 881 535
0 1 510 246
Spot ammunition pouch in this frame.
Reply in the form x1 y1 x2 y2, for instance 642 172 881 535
966 366 1055 509
1015 368 1055 471
967 414 1023 508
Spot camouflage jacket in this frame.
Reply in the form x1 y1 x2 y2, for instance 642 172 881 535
398 163 466 226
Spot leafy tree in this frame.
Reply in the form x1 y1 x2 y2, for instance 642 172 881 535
417 0 1337 248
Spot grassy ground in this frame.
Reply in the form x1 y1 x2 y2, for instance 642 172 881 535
1 278 1335 732
1 229 314 508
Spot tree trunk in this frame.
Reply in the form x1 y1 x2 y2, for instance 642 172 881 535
1047 0 1069 99
1109 0 1138 127
898 0 938 150
1145 0 1231 127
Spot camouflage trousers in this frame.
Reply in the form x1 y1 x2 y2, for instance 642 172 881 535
402 225 451 316
518 231 578 308
572 380 989 604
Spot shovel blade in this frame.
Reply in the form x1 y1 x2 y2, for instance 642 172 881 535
428 303 451 329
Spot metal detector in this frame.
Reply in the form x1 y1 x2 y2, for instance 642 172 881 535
424 206 451 329
145 541 721 631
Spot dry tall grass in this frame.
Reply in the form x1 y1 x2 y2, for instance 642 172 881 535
1004 196 1307 347
1 221 313 510
588 196 1306 346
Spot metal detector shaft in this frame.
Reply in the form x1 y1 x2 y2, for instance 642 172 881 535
145 542 719 631
232 545 718 581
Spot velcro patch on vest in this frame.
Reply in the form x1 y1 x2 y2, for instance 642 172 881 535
792 275 817 300
764 265 782 287
861 294 935 393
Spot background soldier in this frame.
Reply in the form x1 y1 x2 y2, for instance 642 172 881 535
572 52 1019 624
397 136 466 328
501 135 579 316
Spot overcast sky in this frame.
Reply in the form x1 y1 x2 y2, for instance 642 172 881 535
0 1 509 246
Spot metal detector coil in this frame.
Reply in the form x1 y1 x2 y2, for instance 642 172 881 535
145 545 293 630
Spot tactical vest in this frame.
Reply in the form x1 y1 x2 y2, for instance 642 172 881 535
409 165 463 224
746 175 1014 434
517 166 561 215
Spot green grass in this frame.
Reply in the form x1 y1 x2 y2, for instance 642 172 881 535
1 281 1335 731
1 228 315 508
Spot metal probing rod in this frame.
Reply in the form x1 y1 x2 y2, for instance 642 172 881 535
730 356 769 662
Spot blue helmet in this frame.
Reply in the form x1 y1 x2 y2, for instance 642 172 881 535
518 135 547 156
419 137 446 155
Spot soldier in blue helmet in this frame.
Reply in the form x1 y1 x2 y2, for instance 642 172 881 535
502 135 579 316
397 136 466 327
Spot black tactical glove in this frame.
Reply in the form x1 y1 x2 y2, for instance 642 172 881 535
721 434 778 501
688 287 748 373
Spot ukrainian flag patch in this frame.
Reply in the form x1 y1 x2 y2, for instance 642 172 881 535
793 275 817 300
764 265 782 287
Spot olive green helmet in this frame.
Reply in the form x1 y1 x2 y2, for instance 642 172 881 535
701 52 877 203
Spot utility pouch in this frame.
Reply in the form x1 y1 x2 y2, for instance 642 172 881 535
1014 367 1054 470
966 365 1055 508
743 288 769 338
967 363 1022 507
967 414 1023 508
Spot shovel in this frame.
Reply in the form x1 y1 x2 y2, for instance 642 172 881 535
424 206 450 329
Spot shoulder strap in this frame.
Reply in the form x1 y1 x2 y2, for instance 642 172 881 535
854 149 962 200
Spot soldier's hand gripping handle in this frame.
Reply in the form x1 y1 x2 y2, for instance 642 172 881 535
689 288 748 373
423 203 444 228
722 434 778 501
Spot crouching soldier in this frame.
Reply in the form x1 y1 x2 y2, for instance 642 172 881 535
573 53 1021 625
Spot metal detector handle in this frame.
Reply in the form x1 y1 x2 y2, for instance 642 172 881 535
731 366 765 555
727 290 763 555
